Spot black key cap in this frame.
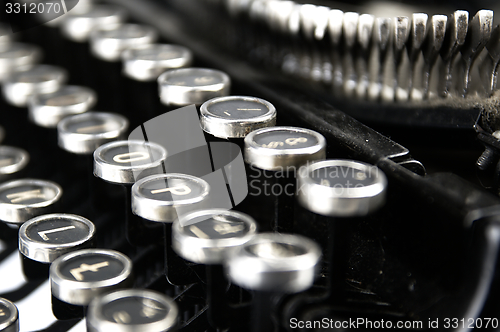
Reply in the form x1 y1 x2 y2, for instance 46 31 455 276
132 173 211 285
158 68 231 108
50 248 133 319
0 297 19 332
296 159 387 303
2 64 67 108
18 213 95 280
0 146 29 182
28 85 97 128
93 140 167 245
122 44 193 125
244 126 326 231
0 179 62 225
172 208 257 330
87 289 178 332
226 233 321 332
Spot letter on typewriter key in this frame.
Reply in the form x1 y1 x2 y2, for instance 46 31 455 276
296 159 387 302
87 289 178 332
172 209 257 329
28 86 97 128
200 95 277 139
58 112 129 154
226 233 321 332
0 297 19 332
0 179 62 225
158 68 231 107
0 146 29 182
0 24 13 48
19 214 96 280
2 65 67 107
50 249 133 319
244 126 326 231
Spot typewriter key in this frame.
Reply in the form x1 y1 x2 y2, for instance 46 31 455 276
94 140 167 245
0 179 62 225
2 65 67 107
90 24 158 62
226 233 321 331
0 297 19 332
50 249 133 319
0 146 29 182
0 24 12 48
60 5 127 86
19 213 95 280
200 95 276 140
132 173 210 223
28 86 97 128
122 44 193 125
296 159 387 302
61 5 127 43
158 68 231 107
123 44 193 82
0 43 42 82
87 289 178 332
132 173 210 284
244 126 326 232
94 140 167 185
91 24 157 120
58 112 129 155
173 209 257 329
173 208 257 264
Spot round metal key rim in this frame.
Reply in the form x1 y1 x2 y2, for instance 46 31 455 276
93 140 167 184
58 112 129 139
28 85 97 128
87 289 178 332
50 249 133 305
19 213 96 263
0 179 63 224
297 159 387 199
4 64 67 87
225 233 321 292
244 126 327 170
172 208 258 264
0 297 18 332
0 43 42 78
0 146 29 175
158 67 231 90
158 67 231 106
61 5 127 42
132 173 210 222
58 112 129 154
200 95 277 138
122 43 193 81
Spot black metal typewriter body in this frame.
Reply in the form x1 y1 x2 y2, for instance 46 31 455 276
0 0 499 331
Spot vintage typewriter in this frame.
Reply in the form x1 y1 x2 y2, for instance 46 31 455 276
0 0 500 330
